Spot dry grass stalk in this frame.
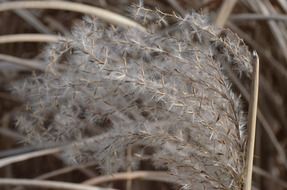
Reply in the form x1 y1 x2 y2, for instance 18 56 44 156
0 147 60 168
0 1 146 31
0 54 45 71
35 162 97 180
0 178 111 190
82 171 174 185
0 53 63 72
231 14 287 21
255 0 287 63
215 0 238 27
253 166 287 188
244 51 259 190
0 34 60 44
13 9 52 34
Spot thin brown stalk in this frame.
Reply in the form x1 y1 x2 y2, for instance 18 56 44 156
166 0 186 16
0 148 60 168
0 1 146 31
215 0 238 27
0 134 111 169
244 52 259 190
0 53 48 71
1 0 52 34
253 166 287 188
45 16 71 36
126 146 132 190
231 14 287 21
0 146 36 158
0 128 23 141
14 10 52 34
0 53 66 72
82 171 175 185
255 0 287 63
36 162 97 179
0 178 111 190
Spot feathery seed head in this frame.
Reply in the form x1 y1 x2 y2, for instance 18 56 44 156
14 9 252 189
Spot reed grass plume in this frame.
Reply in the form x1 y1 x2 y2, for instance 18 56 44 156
14 8 253 190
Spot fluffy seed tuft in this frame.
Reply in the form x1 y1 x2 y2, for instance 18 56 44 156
14 9 252 189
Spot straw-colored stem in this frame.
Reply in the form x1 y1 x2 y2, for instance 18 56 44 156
0 1 146 31
0 34 60 44
82 171 174 185
244 51 259 190
0 148 60 168
215 0 238 27
0 178 110 190
231 13 287 21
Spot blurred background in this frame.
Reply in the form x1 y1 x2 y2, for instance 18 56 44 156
0 0 287 189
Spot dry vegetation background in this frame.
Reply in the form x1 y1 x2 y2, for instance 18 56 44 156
0 0 286 189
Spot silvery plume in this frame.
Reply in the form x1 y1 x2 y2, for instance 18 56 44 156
14 8 253 190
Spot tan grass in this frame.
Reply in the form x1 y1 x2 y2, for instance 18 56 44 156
0 178 111 190
0 1 146 31
0 34 60 44
215 0 238 27
244 51 259 190
82 171 175 185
